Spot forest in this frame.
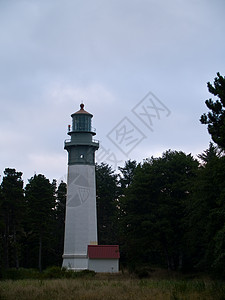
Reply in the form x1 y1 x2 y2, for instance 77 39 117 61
0 73 225 278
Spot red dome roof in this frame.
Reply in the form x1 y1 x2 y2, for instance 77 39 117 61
72 103 93 116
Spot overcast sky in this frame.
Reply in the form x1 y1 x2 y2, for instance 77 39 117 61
0 0 225 183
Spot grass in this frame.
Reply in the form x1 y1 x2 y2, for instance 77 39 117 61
0 274 225 300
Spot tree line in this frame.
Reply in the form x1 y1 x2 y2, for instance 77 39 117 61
0 73 225 276
0 172 66 272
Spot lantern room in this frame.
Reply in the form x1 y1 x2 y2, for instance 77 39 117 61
70 103 95 134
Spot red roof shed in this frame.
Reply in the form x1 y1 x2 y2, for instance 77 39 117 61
88 245 120 259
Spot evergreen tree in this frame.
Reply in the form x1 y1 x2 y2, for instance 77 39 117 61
0 168 24 269
120 151 198 271
25 174 56 271
54 181 66 265
200 72 225 150
188 147 225 275
96 163 119 245
0 185 3 270
118 160 137 189
197 142 222 164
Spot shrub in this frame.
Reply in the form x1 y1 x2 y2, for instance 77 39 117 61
0 267 96 280
1 268 40 280
78 269 96 277
133 267 153 279
42 266 65 279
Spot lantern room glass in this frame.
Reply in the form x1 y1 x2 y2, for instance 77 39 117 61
73 115 91 132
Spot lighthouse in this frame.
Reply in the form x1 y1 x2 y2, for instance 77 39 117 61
62 103 99 270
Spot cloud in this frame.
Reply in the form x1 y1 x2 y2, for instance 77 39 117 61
27 152 67 180
0 0 225 181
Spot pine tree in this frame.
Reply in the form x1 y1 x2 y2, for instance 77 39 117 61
54 181 66 265
0 168 24 269
25 174 56 271
200 72 225 150
120 151 198 271
96 163 119 245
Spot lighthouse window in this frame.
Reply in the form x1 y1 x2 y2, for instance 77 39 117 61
73 115 91 131
86 116 91 131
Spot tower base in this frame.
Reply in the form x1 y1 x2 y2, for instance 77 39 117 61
62 254 88 270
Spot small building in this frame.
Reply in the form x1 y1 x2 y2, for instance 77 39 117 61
88 245 120 273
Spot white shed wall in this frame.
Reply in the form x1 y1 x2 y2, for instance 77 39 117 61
88 259 119 273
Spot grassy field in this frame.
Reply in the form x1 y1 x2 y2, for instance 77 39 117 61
0 274 225 300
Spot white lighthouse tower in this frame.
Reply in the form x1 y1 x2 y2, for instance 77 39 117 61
62 103 99 270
